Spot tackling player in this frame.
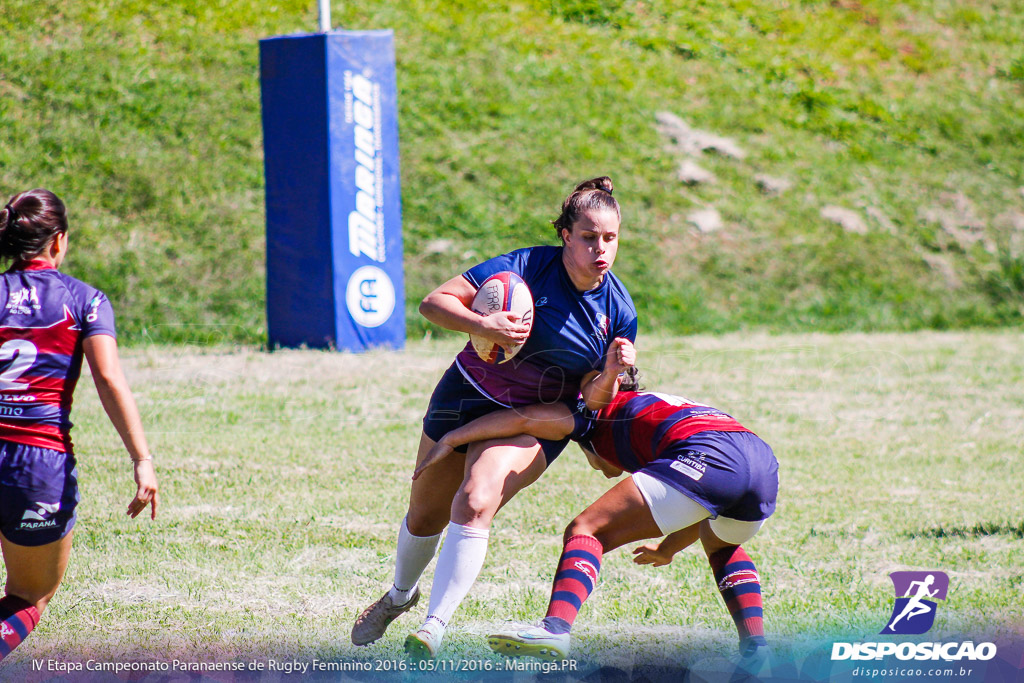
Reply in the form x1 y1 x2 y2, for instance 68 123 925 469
415 339 778 665
0 189 158 663
350 177 638 659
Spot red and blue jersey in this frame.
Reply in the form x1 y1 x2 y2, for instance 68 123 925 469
457 246 637 406
574 391 752 472
0 262 117 453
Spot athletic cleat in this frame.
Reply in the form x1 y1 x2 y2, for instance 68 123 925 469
404 626 441 661
351 587 420 646
487 625 570 661
730 641 772 678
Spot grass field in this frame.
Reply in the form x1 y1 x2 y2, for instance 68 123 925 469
1 331 1020 676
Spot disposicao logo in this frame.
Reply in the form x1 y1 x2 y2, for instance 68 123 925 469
882 571 949 635
831 570 997 663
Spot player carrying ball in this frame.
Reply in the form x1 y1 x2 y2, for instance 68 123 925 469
351 177 637 659
0 189 158 663
415 338 778 666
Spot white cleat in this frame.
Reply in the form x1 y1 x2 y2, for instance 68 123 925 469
487 625 571 661
404 622 443 661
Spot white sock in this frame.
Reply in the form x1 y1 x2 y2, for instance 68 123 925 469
388 516 443 603
424 522 491 633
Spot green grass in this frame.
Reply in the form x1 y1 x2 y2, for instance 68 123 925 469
2 1 1023 344
1 331 1020 673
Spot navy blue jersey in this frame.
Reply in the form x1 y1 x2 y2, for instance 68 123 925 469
457 246 637 406
0 262 117 452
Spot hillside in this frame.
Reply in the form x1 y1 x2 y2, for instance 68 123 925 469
1 0 1022 344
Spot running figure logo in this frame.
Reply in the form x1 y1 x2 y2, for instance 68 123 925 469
882 571 949 635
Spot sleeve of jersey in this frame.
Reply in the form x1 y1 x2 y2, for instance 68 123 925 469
611 281 638 343
616 313 638 343
567 399 598 442
80 291 117 339
461 248 529 289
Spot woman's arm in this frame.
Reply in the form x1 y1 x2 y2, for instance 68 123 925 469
83 335 159 519
419 274 530 348
580 337 636 411
412 402 575 480
632 525 701 566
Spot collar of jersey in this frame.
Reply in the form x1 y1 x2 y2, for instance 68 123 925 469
8 259 57 272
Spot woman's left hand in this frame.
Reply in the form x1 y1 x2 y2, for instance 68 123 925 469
128 459 159 519
632 543 674 567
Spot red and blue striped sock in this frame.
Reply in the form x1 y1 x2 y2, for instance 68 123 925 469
542 535 603 634
0 595 40 662
708 546 766 649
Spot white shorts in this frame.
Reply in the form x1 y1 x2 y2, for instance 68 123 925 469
633 471 765 545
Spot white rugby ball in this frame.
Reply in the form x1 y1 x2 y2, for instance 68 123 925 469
469 271 534 364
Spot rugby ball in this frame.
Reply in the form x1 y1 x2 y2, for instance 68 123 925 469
469 272 534 364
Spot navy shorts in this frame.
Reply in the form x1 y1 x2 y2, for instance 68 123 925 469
642 431 779 522
422 363 570 466
0 441 79 546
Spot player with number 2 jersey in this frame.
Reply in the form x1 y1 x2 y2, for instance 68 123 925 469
0 189 158 664
0 263 115 452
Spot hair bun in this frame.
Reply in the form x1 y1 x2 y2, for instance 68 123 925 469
576 176 614 195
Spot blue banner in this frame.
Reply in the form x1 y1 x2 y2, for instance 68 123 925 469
260 30 405 351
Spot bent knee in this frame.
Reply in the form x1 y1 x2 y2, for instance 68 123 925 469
451 484 501 526
563 515 599 542
5 587 56 614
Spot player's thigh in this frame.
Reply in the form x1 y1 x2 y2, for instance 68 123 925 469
1 530 73 612
705 516 765 547
566 475 664 552
407 431 466 536
452 435 547 527
631 470 715 539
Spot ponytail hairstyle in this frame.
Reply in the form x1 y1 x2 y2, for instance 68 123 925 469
552 176 620 244
618 366 644 392
0 189 68 262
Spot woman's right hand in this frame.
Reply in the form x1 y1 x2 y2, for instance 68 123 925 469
128 459 159 519
632 543 674 567
476 311 531 348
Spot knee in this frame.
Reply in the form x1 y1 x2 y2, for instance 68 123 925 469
5 588 55 615
406 506 446 537
451 480 500 526
563 515 598 543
